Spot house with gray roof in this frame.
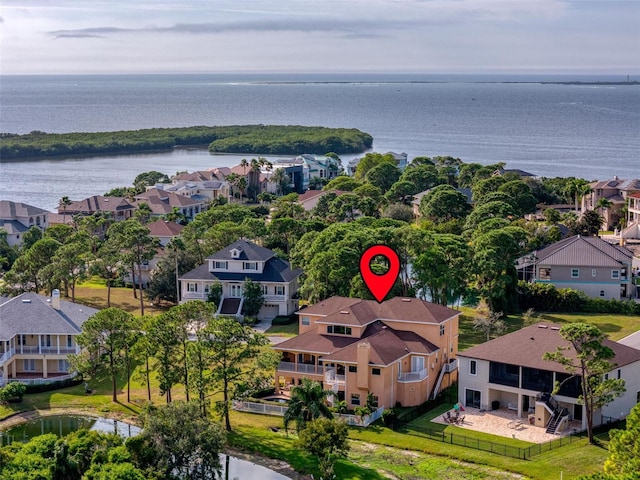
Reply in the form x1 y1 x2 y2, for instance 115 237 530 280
583 177 640 230
178 239 302 320
517 235 634 300
0 290 98 386
0 200 49 247
134 188 205 222
458 323 640 433
273 296 460 409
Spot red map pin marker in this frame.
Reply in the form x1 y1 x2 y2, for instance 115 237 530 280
359 245 400 303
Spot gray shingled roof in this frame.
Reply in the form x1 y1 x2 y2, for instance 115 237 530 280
0 200 49 219
179 254 301 283
0 292 98 340
527 235 632 268
459 323 640 373
207 239 275 262
0 219 29 234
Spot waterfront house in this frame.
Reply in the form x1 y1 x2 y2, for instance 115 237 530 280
458 323 640 433
178 239 301 319
134 188 205 222
0 201 49 247
0 291 97 386
60 195 135 222
582 177 640 230
517 235 634 300
156 170 231 204
273 296 460 409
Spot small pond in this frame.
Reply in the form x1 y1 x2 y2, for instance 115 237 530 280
0 415 290 479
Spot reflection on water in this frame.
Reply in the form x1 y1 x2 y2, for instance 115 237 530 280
0 415 289 479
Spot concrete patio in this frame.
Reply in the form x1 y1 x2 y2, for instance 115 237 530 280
432 407 582 444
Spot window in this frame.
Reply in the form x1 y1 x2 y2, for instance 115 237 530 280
470 360 477 376
214 261 228 269
612 270 620 279
275 285 285 296
301 316 310 326
41 335 51 347
571 268 579 278
58 360 70 372
637 391 640 404
204 284 210 294
600 290 605 297
188 283 198 292
411 356 425 372
261 285 269 295
372 368 381 376
327 325 352 335
18 335 26 346
67 336 73 348
24 359 36 371
617 369 621 379
539 268 551 280
604 373 609 380
592 269 597 277
439 324 445 336
351 394 360 406
243 262 258 271
348 365 357 373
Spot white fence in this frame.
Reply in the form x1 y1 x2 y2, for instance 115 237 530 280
232 401 384 427
0 373 77 387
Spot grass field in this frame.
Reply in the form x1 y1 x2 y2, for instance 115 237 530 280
4 283 632 479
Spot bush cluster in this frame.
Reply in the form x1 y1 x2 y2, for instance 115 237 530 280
0 382 27 403
518 281 640 315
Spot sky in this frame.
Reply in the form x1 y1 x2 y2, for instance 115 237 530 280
1 0 639 75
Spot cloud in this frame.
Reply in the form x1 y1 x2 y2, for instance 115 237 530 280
53 33 104 39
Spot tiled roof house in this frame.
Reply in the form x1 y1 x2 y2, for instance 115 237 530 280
274 296 460 409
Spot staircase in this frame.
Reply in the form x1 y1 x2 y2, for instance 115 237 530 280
540 393 570 434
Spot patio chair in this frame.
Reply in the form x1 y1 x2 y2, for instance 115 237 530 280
456 415 465 425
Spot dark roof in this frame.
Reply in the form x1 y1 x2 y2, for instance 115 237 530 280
0 219 29 234
207 239 275 262
459 324 640 373
179 254 301 283
306 296 459 326
0 200 49 219
277 321 439 366
0 292 98 340
63 196 134 214
523 235 632 268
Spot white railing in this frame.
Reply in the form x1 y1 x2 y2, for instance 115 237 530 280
336 406 385 427
231 401 385 428
263 295 286 302
182 292 205 300
20 346 40 354
40 347 58 354
444 358 458 373
0 372 77 387
232 400 288 416
0 348 16 364
324 368 345 386
277 361 324 375
398 368 428 382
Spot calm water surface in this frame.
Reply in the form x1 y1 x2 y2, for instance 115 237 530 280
1 74 639 210
1 415 289 479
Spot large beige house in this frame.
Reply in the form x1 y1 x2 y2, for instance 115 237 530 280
0 291 97 386
0 200 49 247
274 296 460 409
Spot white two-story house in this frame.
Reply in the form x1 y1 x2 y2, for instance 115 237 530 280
0 290 97 386
178 239 302 320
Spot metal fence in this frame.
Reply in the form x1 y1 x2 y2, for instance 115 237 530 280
395 418 625 460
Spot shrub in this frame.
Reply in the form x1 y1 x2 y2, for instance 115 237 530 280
0 382 27 402
271 315 296 325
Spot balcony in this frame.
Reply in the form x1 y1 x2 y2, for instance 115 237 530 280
324 368 345 387
0 345 81 364
263 295 286 302
182 292 205 300
398 368 428 383
277 361 324 375
444 358 458 373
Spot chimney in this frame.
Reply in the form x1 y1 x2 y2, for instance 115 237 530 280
356 342 370 389
52 289 61 310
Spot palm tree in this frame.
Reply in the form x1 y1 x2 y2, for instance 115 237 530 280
240 158 249 175
283 378 333 432
270 168 289 196
59 196 72 224
595 197 613 214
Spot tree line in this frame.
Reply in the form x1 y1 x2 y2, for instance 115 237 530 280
0 125 373 159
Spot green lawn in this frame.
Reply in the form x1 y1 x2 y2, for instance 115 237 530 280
264 322 299 337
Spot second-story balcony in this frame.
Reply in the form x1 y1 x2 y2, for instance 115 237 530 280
0 345 81 365
263 295 286 302
277 361 324 375
398 368 428 383
182 292 206 300
324 368 345 387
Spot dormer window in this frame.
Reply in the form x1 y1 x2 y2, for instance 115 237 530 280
327 325 352 335
230 248 242 259
214 261 228 269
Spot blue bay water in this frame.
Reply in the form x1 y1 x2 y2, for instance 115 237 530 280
1 74 639 210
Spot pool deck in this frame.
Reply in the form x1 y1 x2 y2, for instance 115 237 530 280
431 407 582 444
